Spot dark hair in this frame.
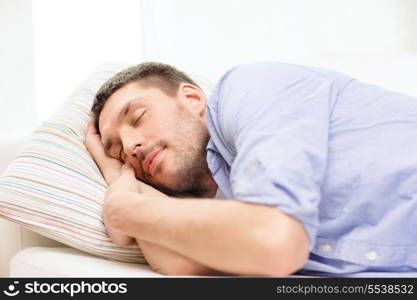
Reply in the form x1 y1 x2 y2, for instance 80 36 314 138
91 62 199 133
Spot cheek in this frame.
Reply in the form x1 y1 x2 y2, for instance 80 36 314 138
155 148 179 182
159 147 175 171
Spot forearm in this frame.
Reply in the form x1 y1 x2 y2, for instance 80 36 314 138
105 191 309 276
105 183 227 276
106 211 211 275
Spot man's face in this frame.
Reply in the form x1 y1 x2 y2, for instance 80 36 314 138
98 81 213 197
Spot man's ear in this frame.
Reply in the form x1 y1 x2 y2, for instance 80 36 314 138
178 83 207 116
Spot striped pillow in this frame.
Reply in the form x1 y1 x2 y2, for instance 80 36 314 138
0 63 214 263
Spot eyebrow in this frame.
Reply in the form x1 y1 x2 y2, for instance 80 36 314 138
103 97 143 154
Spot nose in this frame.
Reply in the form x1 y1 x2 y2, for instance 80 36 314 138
120 128 144 158
125 141 141 158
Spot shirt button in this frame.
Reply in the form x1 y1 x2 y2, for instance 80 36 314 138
367 251 378 261
321 244 332 252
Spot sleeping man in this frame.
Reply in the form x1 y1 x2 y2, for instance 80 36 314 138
85 62 417 277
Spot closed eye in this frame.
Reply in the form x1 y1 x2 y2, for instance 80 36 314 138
133 111 146 127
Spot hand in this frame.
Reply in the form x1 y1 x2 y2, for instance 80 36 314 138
104 166 220 275
100 164 139 246
85 120 123 185
106 163 142 195
85 121 138 246
102 154 166 246
104 164 168 220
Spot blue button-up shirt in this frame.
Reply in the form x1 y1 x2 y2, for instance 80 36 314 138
205 62 417 277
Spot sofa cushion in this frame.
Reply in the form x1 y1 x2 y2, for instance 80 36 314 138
9 247 162 277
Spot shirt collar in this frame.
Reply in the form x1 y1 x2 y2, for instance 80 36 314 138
206 138 216 152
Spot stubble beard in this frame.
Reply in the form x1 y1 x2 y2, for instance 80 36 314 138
149 119 213 198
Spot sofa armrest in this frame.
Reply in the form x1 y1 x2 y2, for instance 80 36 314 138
0 136 24 277
0 220 21 277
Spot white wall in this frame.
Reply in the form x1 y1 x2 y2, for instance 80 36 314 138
33 0 142 122
0 0 142 132
2 0 417 132
0 0 34 277
2 0 417 130
0 0 35 137
142 0 417 80
1 1 142 277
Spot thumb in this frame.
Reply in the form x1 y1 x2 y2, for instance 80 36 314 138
110 163 141 193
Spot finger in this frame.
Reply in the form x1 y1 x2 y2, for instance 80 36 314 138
86 138 106 161
85 123 106 157
110 164 141 192
87 119 98 134
86 120 96 137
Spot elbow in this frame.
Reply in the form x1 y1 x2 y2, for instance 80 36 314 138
261 239 309 277
158 257 212 277
256 217 310 277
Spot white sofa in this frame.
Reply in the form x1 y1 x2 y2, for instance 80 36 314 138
2 53 417 277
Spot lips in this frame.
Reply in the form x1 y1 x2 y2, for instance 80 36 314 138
143 147 165 176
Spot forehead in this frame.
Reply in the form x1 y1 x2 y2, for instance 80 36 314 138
98 81 179 137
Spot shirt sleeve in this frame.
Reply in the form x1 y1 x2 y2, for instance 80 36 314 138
217 63 336 249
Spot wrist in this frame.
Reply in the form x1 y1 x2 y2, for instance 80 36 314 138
103 169 121 185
